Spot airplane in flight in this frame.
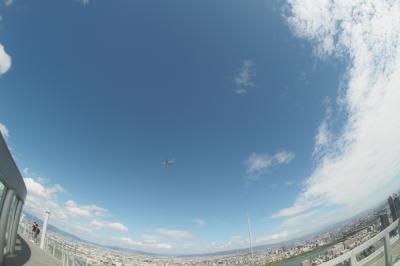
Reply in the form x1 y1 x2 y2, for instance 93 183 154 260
162 159 174 167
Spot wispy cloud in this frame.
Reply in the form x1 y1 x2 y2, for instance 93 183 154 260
111 237 172 251
281 210 318 227
272 0 400 225
90 220 128 232
155 228 195 240
65 200 109 218
234 60 255 95
193 218 205 227
313 98 333 159
0 44 11 76
285 180 295 186
80 0 89 5
255 230 292 244
244 150 295 183
4 0 14 7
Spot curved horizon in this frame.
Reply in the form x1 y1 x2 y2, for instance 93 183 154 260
1 0 399 256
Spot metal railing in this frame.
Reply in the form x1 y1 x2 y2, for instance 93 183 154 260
17 219 400 266
18 223 96 266
320 218 400 266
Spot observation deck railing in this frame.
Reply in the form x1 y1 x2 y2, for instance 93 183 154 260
320 218 400 266
18 223 96 266
16 218 400 266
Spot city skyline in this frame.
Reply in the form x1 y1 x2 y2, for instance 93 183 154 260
0 0 399 255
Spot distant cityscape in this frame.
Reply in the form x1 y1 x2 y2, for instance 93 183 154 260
19 193 400 266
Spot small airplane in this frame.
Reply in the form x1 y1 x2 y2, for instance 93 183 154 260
162 159 174 167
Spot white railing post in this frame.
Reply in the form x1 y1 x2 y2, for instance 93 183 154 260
350 252 357 266
40 210 50 250
398 218 400 238
384 233 393 266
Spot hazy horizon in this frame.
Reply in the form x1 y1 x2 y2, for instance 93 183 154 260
1 0 399 255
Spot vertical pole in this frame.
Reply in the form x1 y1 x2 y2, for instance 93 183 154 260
384 233 393 266
40 210 50 249
247 214 254 266
10 200 23 254
350 251 357 266
0 189 14 264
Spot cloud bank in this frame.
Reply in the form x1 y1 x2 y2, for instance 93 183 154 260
274 0 400 226
23 171 129 241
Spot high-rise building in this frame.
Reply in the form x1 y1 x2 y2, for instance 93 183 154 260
379 213 390 230
394 197 400 219
388 196 397 220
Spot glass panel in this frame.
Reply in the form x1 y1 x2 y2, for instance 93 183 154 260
0 181 5 212
392 230 400 265
4 195 17 254
358 238 385 266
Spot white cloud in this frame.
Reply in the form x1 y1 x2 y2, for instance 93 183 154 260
65 200 109 218
244 150 295 182
23 177 68 227
24 177 63 200
273 0 400 224
141 234 160 241
313 99 333 158
255 230 292 244
285 180 295 186
5 0 13 6
90 220 128 232
281 210 318 227
22 173 126 242
245 153 272 177
79 0 89 5
0 44 11 75
274 150 296 164
155 228 194 240
112 237 172 251
234 60 255 95
0 122 9 139
272 199 317 218
193 218 205 227
109 222 128 232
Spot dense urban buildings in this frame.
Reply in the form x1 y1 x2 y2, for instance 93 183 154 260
19 198 400 266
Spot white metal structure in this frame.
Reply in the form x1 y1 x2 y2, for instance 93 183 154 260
0 132 27 264
40 210 50 250
321 218 400 266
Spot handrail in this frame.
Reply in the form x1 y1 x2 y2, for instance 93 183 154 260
18 218 400 266
18 223 93 266
320 218 400 266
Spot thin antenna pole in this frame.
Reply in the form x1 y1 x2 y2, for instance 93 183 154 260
247 213 254 266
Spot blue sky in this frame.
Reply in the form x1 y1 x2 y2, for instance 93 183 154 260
1 0 400 254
